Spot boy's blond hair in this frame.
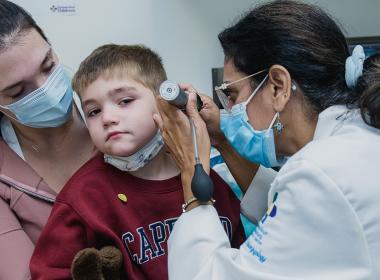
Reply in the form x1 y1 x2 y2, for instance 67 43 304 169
72 44 167 95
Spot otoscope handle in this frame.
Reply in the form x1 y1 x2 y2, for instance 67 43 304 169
159 80 203 111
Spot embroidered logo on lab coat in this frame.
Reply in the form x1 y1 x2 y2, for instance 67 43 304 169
243 192 279 263
261 192 278 224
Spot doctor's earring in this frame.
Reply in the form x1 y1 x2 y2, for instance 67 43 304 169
273 112 284 134
284 83 296 98
272 83 294 134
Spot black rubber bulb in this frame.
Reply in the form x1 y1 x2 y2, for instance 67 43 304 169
191 163 214 202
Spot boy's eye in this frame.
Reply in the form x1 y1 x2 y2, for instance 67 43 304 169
119 98 133 106
88 108 101 117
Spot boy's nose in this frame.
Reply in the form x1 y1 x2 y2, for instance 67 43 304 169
102 110 120 127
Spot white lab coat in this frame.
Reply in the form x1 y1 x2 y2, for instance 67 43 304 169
240 165 277 224
168 105 380 280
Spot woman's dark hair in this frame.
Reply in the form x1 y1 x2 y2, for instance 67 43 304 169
356 54 380 128
218 0 352 117
0 0 48 52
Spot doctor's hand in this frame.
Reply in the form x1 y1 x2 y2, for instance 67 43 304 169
153 89 211 200
198 94 227 147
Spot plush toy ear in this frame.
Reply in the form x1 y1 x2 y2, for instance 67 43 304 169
71 248 103 280
71 246 123 280
99 246 123 280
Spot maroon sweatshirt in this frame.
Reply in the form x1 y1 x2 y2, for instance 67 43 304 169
30 154 245 280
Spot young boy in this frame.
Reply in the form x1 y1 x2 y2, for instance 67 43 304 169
30 44 245 279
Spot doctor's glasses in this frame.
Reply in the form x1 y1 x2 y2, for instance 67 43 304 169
214 69 267 112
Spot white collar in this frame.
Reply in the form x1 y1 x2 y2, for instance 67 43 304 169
313 105 358 141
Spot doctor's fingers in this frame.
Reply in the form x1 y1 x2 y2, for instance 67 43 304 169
186 92 211 167
198 93 213 105
154 96 195 168
197 95 225 146
153 109 192 169
155 96 188 125
178 82 199 95
198 95 219 122
186 92 207 128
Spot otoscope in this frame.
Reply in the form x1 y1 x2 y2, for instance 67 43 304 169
159 80 214 202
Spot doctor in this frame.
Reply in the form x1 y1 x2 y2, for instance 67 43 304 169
154 1 380 279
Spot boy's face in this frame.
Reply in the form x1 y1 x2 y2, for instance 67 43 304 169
81 75 159 157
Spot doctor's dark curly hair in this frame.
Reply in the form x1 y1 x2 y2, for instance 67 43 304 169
218 0 380 128
0 0 48 52
356 54 380 128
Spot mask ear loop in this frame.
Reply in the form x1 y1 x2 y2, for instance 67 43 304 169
0 109 21 124
244 74 269 106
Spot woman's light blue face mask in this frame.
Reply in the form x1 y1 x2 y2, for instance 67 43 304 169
218 71 285 168
0 63 73 128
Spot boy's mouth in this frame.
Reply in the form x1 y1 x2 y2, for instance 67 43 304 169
106 131 124 141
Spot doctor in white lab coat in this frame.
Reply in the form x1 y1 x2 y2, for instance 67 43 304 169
154 1 380 279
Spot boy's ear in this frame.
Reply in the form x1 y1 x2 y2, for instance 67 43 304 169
267 65 292 113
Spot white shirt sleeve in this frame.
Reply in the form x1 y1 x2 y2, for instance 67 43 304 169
168 159 371 280
240 166 277 224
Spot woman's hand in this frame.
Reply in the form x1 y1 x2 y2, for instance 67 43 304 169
187 88 260 193
153 87 211 200
197 94 228 148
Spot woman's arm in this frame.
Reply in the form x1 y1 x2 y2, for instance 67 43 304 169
198 95 276 222
168 159 368 280
198 95 259 193
0 198 34 280
215 139 259 193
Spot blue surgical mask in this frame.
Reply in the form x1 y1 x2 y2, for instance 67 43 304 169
0 64 73 128
220 75 285 168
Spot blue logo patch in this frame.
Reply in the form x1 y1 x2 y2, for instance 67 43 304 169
261 192 278 224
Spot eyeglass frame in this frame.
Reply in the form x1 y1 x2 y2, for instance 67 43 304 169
214 69 268 112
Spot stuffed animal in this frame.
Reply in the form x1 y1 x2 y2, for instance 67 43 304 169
71 246 123 280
